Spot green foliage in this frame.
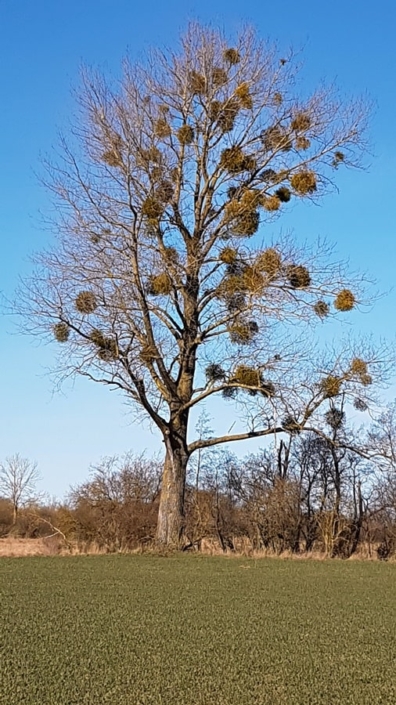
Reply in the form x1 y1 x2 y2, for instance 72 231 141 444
1 557 396 704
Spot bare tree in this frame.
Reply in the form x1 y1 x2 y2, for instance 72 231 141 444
0 454 41 524
68 452 162 550
19 23 378 545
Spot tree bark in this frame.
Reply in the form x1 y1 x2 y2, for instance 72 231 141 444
156 437 188 547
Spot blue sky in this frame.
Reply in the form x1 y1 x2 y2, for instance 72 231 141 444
0 0 395 499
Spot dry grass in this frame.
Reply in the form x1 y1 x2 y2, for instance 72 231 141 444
0 536 393 562
0 537 62 557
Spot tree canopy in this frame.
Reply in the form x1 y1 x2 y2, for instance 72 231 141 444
21 23 383 545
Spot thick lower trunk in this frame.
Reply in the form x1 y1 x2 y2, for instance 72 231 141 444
156 440 188 547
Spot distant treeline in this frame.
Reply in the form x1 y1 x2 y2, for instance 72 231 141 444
1 412 396 558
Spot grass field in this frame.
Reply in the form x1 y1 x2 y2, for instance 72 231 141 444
0 556 395 704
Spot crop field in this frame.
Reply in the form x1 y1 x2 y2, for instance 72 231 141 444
0 556 395 704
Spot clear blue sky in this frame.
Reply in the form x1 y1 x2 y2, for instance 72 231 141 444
0 0 395 499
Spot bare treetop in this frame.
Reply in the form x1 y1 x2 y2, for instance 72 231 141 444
0 454 41 523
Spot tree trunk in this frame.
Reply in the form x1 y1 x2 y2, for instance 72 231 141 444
156 438 188 547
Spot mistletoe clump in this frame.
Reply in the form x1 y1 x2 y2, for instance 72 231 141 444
334 289 355 312
228 319 259 344
142 197 164 220
232 364 262 387
261 195 281 212
290 170 317 195
75 291 97 314
235 82 253 109
163 247 179 264
90 329 118 361
256 248 282 276
205 363 226 382
97 339 118 362
314 300 330 318
224 198 260 237
156 180 174 203
219 247 238 264
275 186 291 203
241 266 265 294
223 47 241 65
325 407 345 429
102 149 123 167
53 322 70 343
354 397 368 411
217 98 240 132
220 146 256 174
231 365 275 397
261 126 292 152
321 375 342 398
333 151 345 167
212 67 228 87
147 273 173 296
350 357 367 376
286 265 311 289
295 136 311 150
209 100 222 120
140 146 162 164
154 118 171 138
177 124 195 145
188 70 206 94
101 134 123 168
290 112 312 132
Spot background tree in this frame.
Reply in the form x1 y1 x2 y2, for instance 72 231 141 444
0 454 41 524
21 23 378 546
68 452 162 550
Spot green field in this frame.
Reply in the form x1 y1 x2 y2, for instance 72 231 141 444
0 556 395 704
